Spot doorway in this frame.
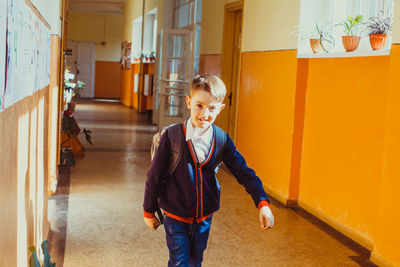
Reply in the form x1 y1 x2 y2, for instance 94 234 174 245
66 41 96 98
216 1 242 142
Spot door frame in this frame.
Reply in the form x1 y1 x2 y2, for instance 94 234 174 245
220 1 243 143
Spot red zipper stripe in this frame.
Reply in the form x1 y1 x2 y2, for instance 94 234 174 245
187 143 199 218
184 123 200 218
200 169 203 217
199 139 215 217
200 139 215 167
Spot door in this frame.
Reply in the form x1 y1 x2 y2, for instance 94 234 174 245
217 3 242 142
66 41 77 82
157 29 192 129
77 42 96 98
152 33 161 125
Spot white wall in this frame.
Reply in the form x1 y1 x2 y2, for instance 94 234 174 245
242 0 300 52
29 0 62 35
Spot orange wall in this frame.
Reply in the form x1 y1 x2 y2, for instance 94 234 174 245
120 68 132 107
237 45 400 265
95 61 121 99
371 45 400 266
121 63 154 111
0 87 53 266
299 55 389 249
144 63 154 111
237 50 298 203
199 54 222 76
131 64 140 110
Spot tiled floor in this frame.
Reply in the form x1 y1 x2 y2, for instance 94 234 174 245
48 99 377 266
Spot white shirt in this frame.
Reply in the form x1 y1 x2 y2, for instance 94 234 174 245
186 118 213 163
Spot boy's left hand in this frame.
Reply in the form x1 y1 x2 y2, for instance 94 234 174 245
259 206 274 230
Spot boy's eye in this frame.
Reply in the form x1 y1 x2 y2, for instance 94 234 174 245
209 107 215 111
196 104 203 109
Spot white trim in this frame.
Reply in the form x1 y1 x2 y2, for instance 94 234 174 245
297 49 391 58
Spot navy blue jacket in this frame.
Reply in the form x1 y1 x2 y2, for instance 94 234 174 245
143 124 269 219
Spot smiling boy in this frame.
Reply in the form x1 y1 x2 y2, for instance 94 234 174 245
143 74 274 267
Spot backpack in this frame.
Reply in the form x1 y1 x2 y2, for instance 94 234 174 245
150 123 227 224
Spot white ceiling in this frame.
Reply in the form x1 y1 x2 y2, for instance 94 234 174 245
68 0 127 15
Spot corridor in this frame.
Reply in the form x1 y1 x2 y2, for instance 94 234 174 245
48 100 376 267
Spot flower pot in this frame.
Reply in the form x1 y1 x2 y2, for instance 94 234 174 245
309 39 323 53
369 34 387 50
341 36 361 52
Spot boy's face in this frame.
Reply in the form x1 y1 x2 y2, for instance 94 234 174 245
186 89 225 129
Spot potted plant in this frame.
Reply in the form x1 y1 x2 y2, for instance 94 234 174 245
64 67 85 104
150 51 156 62
366 11 392 50
336 15 363 52
60 103 92 166
28 240 55 267
302 23 335 54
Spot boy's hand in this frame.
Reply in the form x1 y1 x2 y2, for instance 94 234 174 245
144 216 161 230
259 206 274 230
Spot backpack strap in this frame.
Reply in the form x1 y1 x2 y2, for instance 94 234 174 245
167 123 184 175
213 124 227 167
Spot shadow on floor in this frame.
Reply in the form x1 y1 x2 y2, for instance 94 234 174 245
47 166 71 267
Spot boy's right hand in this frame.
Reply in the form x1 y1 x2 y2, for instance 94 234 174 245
144 216 161 230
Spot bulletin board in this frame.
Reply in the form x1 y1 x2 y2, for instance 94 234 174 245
0 0 51 112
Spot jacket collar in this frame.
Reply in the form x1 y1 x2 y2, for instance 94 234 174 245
185 117 213 143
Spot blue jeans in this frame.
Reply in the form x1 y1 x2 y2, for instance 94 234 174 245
163 215 213 267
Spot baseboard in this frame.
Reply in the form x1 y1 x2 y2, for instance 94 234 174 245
298 199 374 251
263 186 288 206
370 250 392 267
286 198 298 207
262 185 298 207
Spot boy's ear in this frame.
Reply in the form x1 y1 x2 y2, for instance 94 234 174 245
185 96 192 109
219 103 225 112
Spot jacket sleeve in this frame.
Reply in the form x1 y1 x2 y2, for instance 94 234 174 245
143 131 171 215
221 135 270 207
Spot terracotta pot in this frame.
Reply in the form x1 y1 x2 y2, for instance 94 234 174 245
309 39 323 53
341 36 361 52
369 34 387 50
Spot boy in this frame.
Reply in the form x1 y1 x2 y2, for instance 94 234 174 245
143 74 274 267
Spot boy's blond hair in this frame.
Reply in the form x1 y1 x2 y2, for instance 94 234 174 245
190 74 226 102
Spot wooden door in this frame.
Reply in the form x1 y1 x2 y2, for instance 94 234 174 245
216 2 242 142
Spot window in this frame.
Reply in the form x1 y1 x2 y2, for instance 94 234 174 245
173 0 202 76
297 0 395 58
143 8 158 62
132 17 142 61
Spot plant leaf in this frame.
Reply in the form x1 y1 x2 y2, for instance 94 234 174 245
28 246 41 267
355 15 362 23
42 240 56 267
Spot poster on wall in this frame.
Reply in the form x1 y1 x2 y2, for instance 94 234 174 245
2 0 51 110
297 0 394 58
21 5 36 96
125 42 132 69
0 0 7 111
4 0 26 109
120 41 127 69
